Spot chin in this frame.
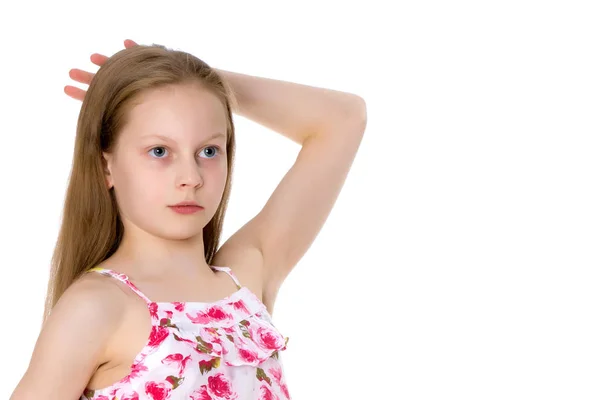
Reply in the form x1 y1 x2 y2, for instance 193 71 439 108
168 227 205 241
148 220 204 241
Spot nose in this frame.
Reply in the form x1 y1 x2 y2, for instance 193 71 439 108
176 157 204 188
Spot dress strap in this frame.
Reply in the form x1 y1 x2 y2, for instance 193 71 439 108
87 267 152 304
211 266 242 290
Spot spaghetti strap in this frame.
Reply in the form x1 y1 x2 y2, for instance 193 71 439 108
87 267 152 304
211 265 242 290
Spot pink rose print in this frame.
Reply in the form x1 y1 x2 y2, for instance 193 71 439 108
121 361 149 383
259 384 280 400
173 333 208 352
190 385 212 400
162 353 192 375
280 383 290 399
197 332 222 356
205 327 219 336
148 326 170 348
173 333 221 357
199 327 223 347
83 268 291 400
238 348 259 364
173 333 196 346
201 327 225 350
145 381 171 400
269 367 289 400
207 306 233 321
208 373 238 400
230 299 249 313
186 306 233 324
249 326 285 351
222 326 236 334
149 302 159 320
268 367 281 383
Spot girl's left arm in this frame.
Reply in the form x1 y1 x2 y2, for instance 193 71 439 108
215 68 367 302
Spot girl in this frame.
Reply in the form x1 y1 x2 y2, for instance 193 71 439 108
10 39 367 400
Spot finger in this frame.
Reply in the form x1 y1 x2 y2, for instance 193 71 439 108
90 53 109 67
64 85 86 102
124 39 138 48
69 68 95 85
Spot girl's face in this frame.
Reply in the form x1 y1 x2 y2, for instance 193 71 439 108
103 83 229 241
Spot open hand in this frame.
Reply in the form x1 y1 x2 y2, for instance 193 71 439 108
64 39 139 102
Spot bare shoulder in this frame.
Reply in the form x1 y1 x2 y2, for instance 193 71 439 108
212 222 268 303
10 273 127 399
66 271 131 318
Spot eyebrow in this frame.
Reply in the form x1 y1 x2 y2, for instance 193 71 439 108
140 132 227 143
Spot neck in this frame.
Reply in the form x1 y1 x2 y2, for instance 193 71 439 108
110 225 213 280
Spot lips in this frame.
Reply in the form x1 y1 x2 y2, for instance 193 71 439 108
169 205 204 215
171 201 201 207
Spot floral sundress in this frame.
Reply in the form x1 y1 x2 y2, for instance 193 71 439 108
80 265 290 400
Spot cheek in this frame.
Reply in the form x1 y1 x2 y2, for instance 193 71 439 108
192 164 228 210
116 164 164 207
130 171 164 200
211 163 229 191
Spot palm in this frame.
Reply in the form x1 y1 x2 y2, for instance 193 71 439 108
64 39 139 102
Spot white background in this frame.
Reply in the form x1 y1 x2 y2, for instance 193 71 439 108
1 1 599 399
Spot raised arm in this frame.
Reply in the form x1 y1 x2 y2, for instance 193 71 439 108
212 69 367 309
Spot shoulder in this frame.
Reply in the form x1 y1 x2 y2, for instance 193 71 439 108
10 272 128 399
68 271 131 313
41 271 131 362
213 238 282 315
42 272 129 348
214 241 264 288
213 236 266 296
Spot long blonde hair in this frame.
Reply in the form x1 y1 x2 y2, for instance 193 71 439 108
43 43 237 323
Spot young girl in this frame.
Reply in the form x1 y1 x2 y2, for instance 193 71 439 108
10 39 367 400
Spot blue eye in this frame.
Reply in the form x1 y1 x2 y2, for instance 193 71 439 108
149 147 168 158
201 146 221 159
148 146 221 159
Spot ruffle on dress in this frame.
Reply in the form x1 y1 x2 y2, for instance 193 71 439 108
147 286 289 368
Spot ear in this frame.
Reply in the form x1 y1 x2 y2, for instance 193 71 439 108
102 152 114 189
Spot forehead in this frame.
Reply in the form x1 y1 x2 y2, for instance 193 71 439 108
123 84 228 142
